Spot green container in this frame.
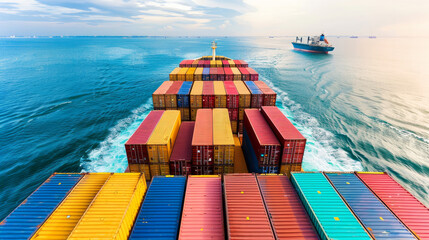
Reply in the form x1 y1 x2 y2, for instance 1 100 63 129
291 172 371 240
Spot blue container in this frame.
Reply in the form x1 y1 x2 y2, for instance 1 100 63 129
129 176 186 239
0 173 82 239
326 173 416 239
291 172 371 240
242 129 278 173
202 68 210 81
244 81 262 94
177 82 193 108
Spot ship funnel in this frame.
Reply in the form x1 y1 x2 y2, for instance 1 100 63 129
211 41 217 61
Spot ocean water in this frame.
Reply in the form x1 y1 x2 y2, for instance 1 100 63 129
0 37 428 218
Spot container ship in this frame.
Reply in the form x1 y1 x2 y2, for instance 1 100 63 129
1 42 428 240
292 34 335 54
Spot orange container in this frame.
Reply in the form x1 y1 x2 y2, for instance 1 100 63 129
152 81 173 109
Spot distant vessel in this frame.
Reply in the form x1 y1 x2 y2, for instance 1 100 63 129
350 36 358 38
369 36 376 39
292 34 334 54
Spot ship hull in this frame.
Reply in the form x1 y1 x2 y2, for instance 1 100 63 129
292 42 334 54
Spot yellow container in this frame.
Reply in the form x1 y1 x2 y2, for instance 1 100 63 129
233 136 248 173
31 173 111 240
152 81 173 109
230 67 241 80
67 173 146 240
231 120 238 134
147 110 181 164
280 163 303 177
213 82 226 108
210 60 216 67
128 164 151 181
177 67 188 81
149 163 170 176
169 67 180 81
194 68 203 81
186 67 196 81
190 81 203 108
233 81 251 108
213 109 234 165
216 60 222 67
228 60 236 67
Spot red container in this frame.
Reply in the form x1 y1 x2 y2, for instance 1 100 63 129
254 81 276 106
179 176 224 240
223 67 234 81
197 60 205 67
357 172 429 240
216 67 225 81
224 174 274 239
261 106 306 164
202 81 215 108
246 67 258 80
170 122 195 175
125 111 164 164
227 108 238 121
210 68 218 81
191 60 199 67
239 60 248 67
257 175 319 239
192 109 213 165
233 60 243 67
244 109 281 166
224 81 239 108
238 67 250 81
165 81 183 108
180 60 193 67
203 60 210 68
222 60 230 67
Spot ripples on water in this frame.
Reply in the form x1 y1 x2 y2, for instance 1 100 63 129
0 37 428 218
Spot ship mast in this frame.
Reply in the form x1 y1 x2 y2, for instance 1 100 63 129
211 41 217 61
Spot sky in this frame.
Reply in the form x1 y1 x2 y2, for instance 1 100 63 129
0 0 428 36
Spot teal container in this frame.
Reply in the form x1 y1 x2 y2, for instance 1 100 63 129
291 172 371 240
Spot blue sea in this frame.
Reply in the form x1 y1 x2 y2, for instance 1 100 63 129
0 36 428 218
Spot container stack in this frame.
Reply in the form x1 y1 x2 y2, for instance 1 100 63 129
153 81 173 110
165 81 183 109
191 109 213 174
234 81 251 134
170 122 194 175
190 81 203 120
254 81 276 106
213 109 234 174
224 81 239 133
177 81 192 120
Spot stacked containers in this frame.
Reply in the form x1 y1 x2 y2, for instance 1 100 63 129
217 67 225 81
325 173 416 239
239 60 249 67
261 106 306 176
243 109 280 173
209 68 218 81
186 68 196 81
213 109 234 174
165 81 183 109
254 81 277 106
203 60 210 68
245 81 263 108
147 111 181 176
197 60 205 68
357 172 429 239
233 60 242 67
228 59 236 67
191 109 213 174
256 175 319 239
202 68 210 81
246 67 259 81
238 67 250 81
224 81 239 133
179 60 193 67
231 67 241 80
129 176 186 240
213 82 226 108
178 175 224 240
170 122 194 175
152 81 173 110
291 172 371 240
224 67 233 81
170 67 180 81
190 81 203 121
202 81 215 108
210 60 216 67
30 173 110 240
216 60 222 67
191 60 199 67
194 68 203 81
125 110 164 180
224 174 274 239
222 60 230 67
67 173 147 240
234 81 251 134
177 82 193 120
178 67 188 81
0 174 82 240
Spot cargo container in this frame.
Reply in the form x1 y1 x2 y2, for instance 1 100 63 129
213 82 226 108
230 120 238 133
179 60 193 67
231 67 241 80
165 81 183 108
291 172 371 240
210 60 216 67
202 68 210 81
224 67 233 81
0 173 82 240
233 136 248 173
202 81 215 108
233 60 242 67
203 60 210 68
129 163 151 181
233 81 251 108
31 173 111 240
242 129 279 173
256 175 319 240
238 67 250 81
147 111 181 164
224 174 275 239
245 81 263 108
213 109 234 166
170 122 194 175
228 60 236 67
191 165 214 175
238 120 244 134
217 67 225 81
243 109 281 170
254 81 277 106
192 109 213 166
240 60 249 67
178 67 189 81
153 81 173 109
177 81 192 108
246 67 259 81
178 107 190 121
67 173 146 240
178 175 224 239
224 81 239 108
191 60 199 67
125 111 165 165
186 67 196 81
170 67 180 81
325 172 416 239
222 60 230 67
228 108 238 121
129 176 186 240
261 106 306 164
210 67 218 81
216 60 222 67
194 67 203 81
280 163 302 176
197 60 205 68
190 81 203 108
150 163 170 176
357 172 429 239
